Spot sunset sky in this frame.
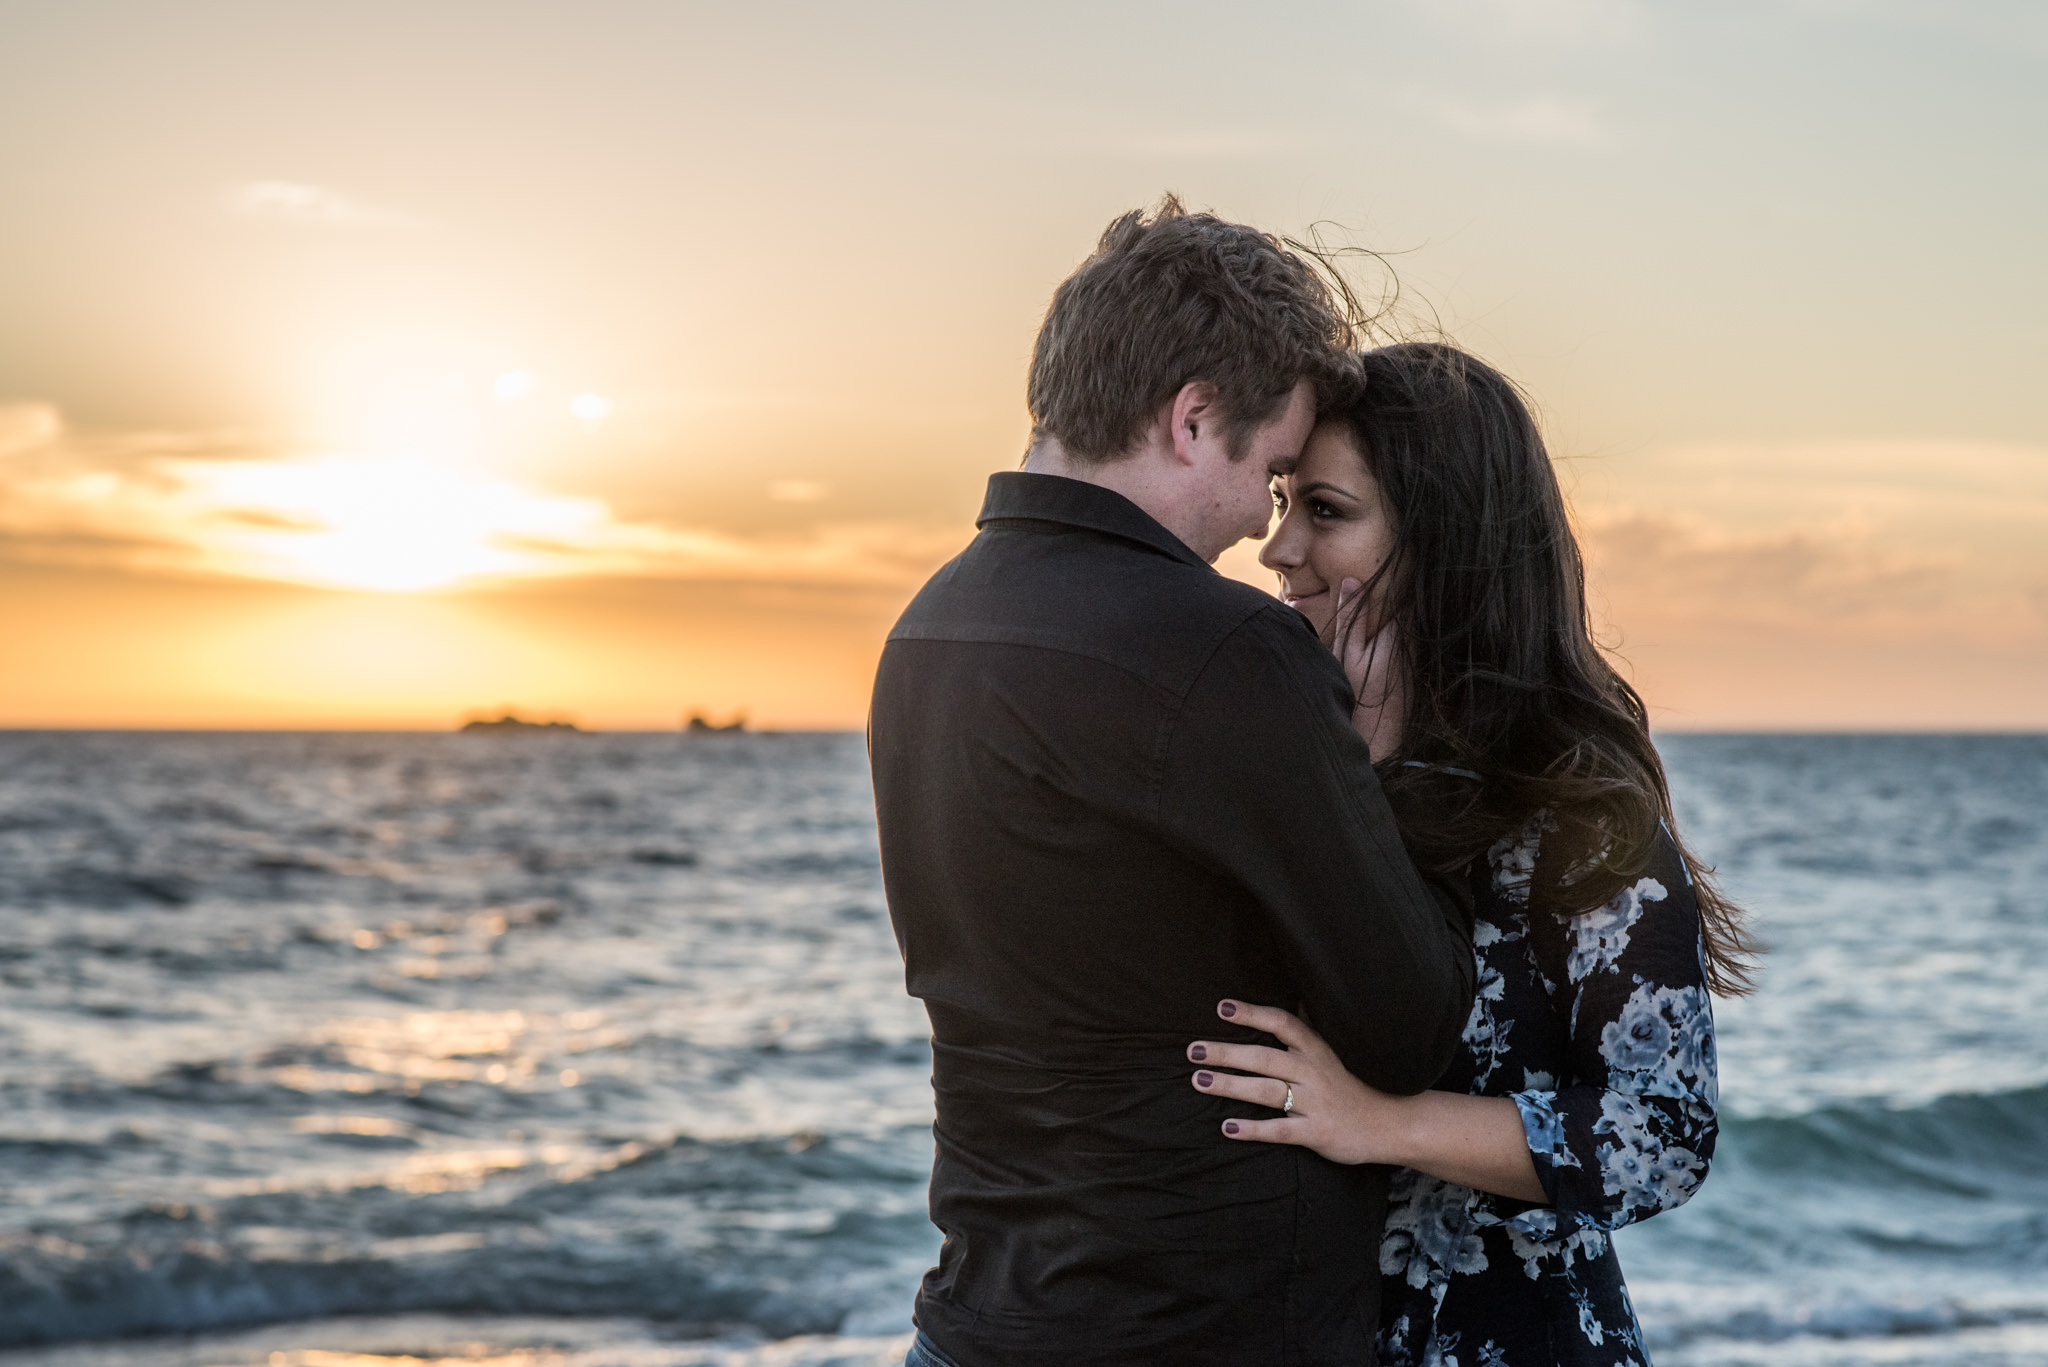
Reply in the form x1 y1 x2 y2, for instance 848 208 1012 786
2 1 2043 729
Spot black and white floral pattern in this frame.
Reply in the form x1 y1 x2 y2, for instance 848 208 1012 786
1377 818 1719 1367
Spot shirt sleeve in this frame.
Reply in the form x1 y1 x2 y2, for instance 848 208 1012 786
1509 825 1720 1232
1154 603 1475 1096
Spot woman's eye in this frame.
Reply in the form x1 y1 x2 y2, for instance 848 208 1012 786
1308 499 1340 520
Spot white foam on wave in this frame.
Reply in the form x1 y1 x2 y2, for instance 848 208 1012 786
1656 1319 2048 1367
0 1315 916 1367
1630 1277 2048 1364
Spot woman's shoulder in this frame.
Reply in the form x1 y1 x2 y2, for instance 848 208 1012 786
1477 808 1561 908
1480 813 1699 973
1482 809 1689 903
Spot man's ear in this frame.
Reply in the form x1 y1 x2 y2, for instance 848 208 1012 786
1167 382 1221 466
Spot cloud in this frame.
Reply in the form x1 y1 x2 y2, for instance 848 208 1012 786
768 480 829 504
1441 97 1614 148
228 180 419 228
0 403 61 458
1574 439 2048 647
1403 0 1645 46
1581 508 1958 625
0 403 967 594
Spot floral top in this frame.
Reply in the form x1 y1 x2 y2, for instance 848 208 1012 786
1377 815 1719 1367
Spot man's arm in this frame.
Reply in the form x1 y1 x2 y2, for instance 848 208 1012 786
1157 604 1474 1095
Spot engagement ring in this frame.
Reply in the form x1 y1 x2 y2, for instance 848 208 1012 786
1282 1084 1294 1115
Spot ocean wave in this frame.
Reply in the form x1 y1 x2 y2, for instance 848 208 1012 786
0 1131 936 1348
1633 1280 2048 1350
1722 1084 2048 1195
0 1315 920 1367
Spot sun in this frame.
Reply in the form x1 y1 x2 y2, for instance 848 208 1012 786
182 457 612 592
152 355 631 593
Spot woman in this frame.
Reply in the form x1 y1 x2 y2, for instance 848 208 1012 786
1187 344 1755 1366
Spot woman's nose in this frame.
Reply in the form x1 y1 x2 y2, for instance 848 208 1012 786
1259 515 1303 571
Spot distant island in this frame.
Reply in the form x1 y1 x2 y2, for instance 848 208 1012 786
685 712 747 734
460 714 583 734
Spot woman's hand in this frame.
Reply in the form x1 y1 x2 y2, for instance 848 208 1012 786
1190 999 1549 1202
1325 577 1405 759
1187 998 1407 1166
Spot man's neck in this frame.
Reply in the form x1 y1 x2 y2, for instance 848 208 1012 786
1022 437 1213 560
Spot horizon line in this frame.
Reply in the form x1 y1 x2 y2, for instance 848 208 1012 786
1 724 2043 738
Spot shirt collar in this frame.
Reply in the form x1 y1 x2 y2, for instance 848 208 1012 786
976 471 1211 570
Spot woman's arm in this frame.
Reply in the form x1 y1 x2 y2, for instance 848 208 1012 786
1189 999 1546 1203
1507 831 1720 1229
1194 832 1722 1229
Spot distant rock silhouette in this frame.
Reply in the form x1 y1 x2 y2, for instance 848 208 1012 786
460 714 582 734
628 847 699 867
685 712 747 734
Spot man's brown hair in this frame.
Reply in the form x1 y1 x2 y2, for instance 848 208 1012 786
1026 195 1356 464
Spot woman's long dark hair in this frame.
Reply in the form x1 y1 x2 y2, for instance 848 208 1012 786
1338 343 1757 995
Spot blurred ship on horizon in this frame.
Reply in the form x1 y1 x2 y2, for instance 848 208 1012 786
458 712 585 734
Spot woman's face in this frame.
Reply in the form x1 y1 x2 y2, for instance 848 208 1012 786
1259 421 1398 638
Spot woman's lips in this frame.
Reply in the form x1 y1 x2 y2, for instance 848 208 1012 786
1281 589 1326 611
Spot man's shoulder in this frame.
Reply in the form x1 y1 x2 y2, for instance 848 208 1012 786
888 530 1317 691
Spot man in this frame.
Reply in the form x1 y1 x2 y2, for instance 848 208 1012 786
869 198 1475 1367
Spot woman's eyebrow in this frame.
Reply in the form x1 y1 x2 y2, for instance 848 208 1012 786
1293 481 1358 501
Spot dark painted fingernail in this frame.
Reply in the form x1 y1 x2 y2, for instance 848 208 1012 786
1224 1121 1241 1136
1218 1001 1237 1018
1195 1071 1214 1087
1189 1044 1207 1062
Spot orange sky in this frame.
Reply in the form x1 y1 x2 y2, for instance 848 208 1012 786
2 2 2044 731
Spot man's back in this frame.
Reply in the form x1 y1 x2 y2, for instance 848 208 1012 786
870 473 1473 1367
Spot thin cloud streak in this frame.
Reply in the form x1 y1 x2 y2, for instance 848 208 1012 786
0 404 967 594
1583 509 1959 625
1574 439 2048 648
228 180 420 228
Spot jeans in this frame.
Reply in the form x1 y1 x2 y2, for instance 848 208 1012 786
904 1331 964 1367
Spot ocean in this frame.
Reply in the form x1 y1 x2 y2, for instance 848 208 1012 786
0 731 2041 1367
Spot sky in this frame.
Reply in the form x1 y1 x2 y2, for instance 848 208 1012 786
0 0 2043 729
